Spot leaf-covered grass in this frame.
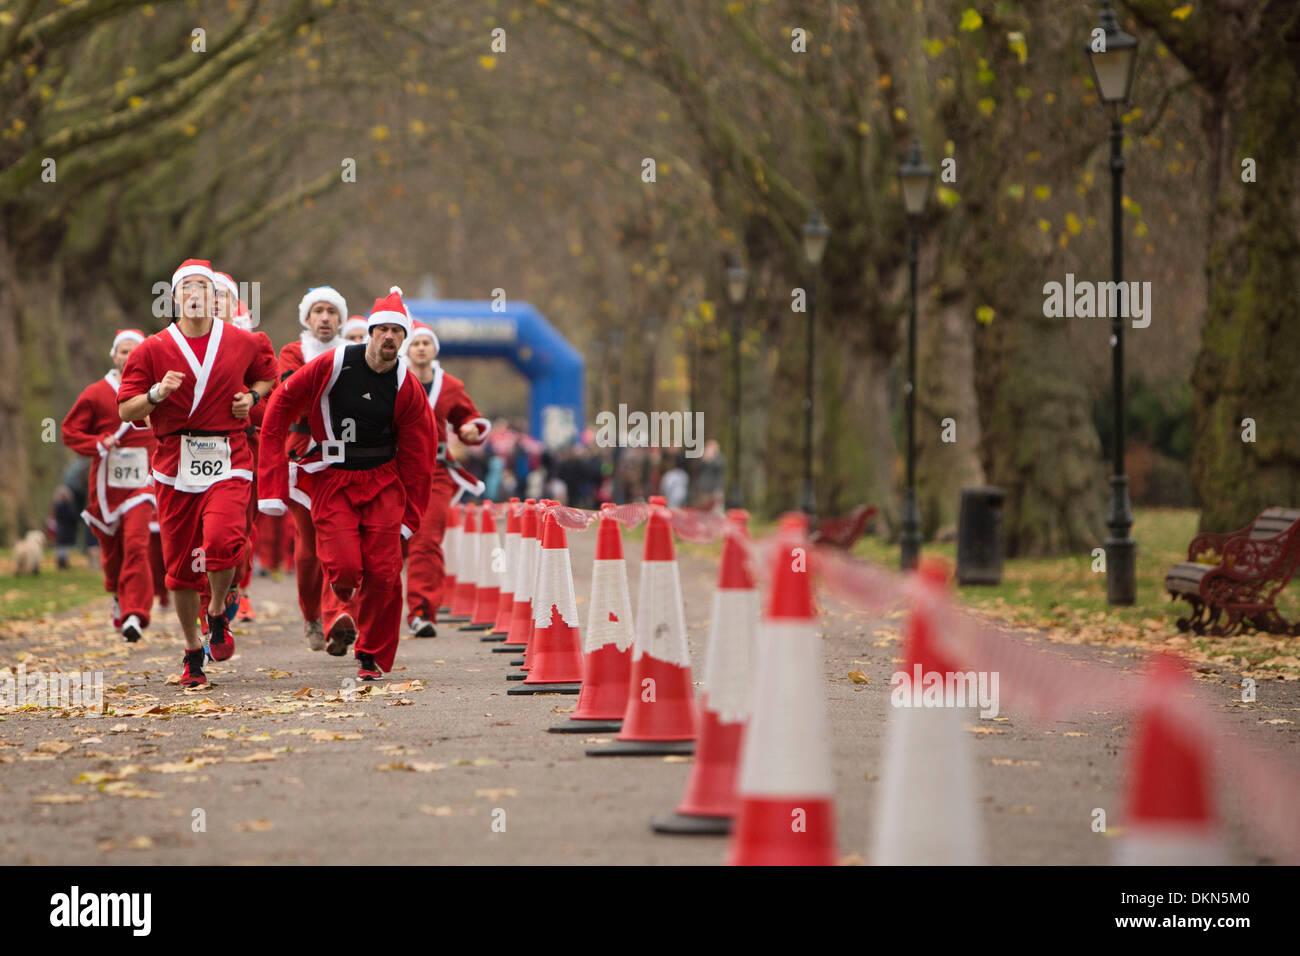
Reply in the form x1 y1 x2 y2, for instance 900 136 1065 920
0 549 106 627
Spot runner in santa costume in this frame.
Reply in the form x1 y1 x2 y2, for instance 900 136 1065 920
402 321 490 637
118 259 277 688
275 286 353 651
214 272 271 622
258 287 437 679
61 329 159 643
342 316 369 344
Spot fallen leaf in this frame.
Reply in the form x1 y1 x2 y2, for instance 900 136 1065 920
847 670 870 684
34 793 97 804
235 819 273 832
35 740 74 754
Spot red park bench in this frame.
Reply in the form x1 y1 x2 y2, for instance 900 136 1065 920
1165 507 1300 637
810 504 878 550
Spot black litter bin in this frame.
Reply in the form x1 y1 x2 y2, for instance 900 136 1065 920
957 486 1005 585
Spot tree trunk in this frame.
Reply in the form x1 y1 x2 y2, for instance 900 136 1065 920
1188 22 1300 530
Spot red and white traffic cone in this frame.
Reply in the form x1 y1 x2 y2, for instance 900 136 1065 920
500 499 538 654
1115 653 1225 865
509 504 583 696
729 513 835 865
438 503 464 620
653 509 758 833
465 505 501 633
508 499 560 673
490 498 520 637
871 558 983 865
450 502 480 621
588 495 696 757
551 502 634 734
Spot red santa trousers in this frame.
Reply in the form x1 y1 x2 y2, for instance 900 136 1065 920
92 504 154 627
256 512 288 571
405 471 455 625
154 478 249 592
149 529 168 605
311 459 406 673
288 498 357 631
289 500 325 621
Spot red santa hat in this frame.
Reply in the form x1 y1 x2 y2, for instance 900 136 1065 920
109 328 145 358
342 315 370 339
400 320 440 356
213 270 239 299
171 258 215 292
368 286 412 338
297 286 348 329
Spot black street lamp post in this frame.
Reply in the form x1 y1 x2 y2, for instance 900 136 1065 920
801 210 829 520
898 138 934 571
1087 0 1139 605
725 259 749 509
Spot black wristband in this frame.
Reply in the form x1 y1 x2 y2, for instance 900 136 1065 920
249 389 261 407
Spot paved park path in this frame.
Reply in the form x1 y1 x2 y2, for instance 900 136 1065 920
1 533 1296 865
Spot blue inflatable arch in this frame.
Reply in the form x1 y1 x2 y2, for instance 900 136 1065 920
403 299 585 447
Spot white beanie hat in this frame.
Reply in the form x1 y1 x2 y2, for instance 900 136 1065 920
367 286 412 339
298 286 348 329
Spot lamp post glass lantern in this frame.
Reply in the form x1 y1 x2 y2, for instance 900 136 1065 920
801 211 830 519
726 259 748 509
1086 0 1139 605
898 138 932 571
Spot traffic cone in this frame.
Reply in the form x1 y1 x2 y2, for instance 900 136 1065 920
871 558 983 865
450 502 480 620
491 498 521 636
498 499 538 654
550 503 633 734
465 505 501 633
509 504 583 696
438 503 463 619
653 509 758 834
729 512 835 865
509 499 559 674
588 495 696 756
1115 654 1225 864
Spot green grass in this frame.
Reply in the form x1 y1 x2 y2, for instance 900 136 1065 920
0 549 105 624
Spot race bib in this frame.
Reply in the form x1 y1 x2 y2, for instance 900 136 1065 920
178 435 231 490
106 446 150 489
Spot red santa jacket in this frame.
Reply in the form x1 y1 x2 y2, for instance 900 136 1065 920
61 370 157 532
258 345 437 538
423 362 490 495
277 334 344 460
118 319 277 492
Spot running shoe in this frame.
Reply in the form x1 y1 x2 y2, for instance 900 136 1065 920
207 612 235 662
356 651 381 681
121 614 143 644
324 613 356 657
304 619 325 652
180 649 207 688
237 594 255 622
409 616 437 638
223 588 240 623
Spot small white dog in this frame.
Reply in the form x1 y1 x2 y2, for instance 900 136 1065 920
13 530 45 575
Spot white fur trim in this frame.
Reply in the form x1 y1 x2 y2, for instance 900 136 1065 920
300 330 343 363
367 310 411 338
258 499 288 517
171 262 214 291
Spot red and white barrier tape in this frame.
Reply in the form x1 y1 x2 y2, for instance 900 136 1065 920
468 498 1300 860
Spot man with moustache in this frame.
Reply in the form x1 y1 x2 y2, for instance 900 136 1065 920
258 287 436 679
